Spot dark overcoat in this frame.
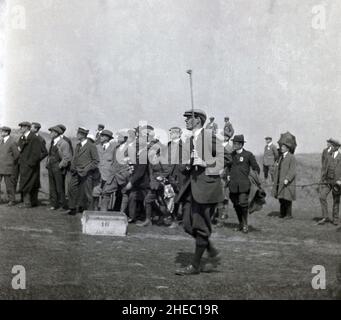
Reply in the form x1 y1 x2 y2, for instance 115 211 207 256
18 132 42 193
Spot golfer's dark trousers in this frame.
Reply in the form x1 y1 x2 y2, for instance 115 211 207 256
128 188 148 221
319 183 340 222
230 192 249 227
182 190 214 249
279 199 292 217
48 164 66 209
68 171 94 211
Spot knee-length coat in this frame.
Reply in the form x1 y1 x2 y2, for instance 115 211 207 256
272 152 296 201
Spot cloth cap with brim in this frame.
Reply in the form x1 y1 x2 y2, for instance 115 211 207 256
48 126 63 135
100 129 113 139
139 125 154 131
183 109 207 124
18 121 32 128
328 138 341 147
98 124 105 129
77 127 89 135
57 124 66 133
0 126 11 133
265 136 272 140
169 126 182 131
231 135 246 144
32 122 41 129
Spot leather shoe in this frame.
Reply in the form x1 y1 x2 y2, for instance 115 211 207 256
242 226 249 233
136 219 151 227
66 209 77 216
317 218 327 225
175 264 200 276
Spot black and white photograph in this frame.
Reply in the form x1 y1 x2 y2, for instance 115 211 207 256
0 0 341 304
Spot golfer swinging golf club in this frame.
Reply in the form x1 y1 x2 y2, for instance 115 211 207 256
175 70 225 275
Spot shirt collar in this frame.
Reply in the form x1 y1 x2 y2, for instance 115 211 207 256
236 148 243 154
171 138 181 144
283 151 289 157
24 131 30 139
267 142 273 147
103 142 110 150
80 140 87 147
193 128 203 139
3 136 10 143
53 136 61 145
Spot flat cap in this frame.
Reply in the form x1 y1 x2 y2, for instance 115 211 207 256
265 136 272 140
328 138 341 147
169 126 182 131
0 126 11 133
48 126 63 135
183 109 207 123
57 124 66 133
18 121 32 127
139 125 154 131
77 127 89 135
32 122 41 128
100 129 113 139
98 124 105 129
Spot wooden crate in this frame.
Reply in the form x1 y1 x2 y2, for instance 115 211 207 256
81 211 128 237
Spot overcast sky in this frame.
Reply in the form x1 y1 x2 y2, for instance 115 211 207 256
2 0 341 153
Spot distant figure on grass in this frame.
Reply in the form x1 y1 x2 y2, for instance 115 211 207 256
205 117 218 135
263 136 279 182
318 138 341 226
223 116 234 142
95 124 105 145
272 143 296 219
0 126 20 206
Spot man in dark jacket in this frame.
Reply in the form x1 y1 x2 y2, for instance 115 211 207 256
0 126 20 205
66 127 99 215
31 122 48 161
17 122 42 208
175 109 225 276
228 135 260 233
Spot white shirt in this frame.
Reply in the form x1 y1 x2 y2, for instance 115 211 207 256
333 151 339 159
192 128 203 142
267 142 273 150
171 138 181 144
236 148 244 154
283 151 289 158
53 136 61 146
24 131 30 139
80 140 87 147
3 136 9 143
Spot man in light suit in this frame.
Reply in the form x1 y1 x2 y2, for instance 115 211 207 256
318 138 341 226
66 127 99 215
47 126 72 211
0 126 20 206
263 137 279 182
205 117 218 135
228 135 260 233
175 109 225 276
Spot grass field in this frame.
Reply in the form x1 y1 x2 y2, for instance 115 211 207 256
0 153 340 300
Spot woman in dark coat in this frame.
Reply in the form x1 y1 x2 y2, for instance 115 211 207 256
272 143 296 219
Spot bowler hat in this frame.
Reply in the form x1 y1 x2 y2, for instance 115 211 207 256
0 126 11 133
18 121 32 128
100 129 113 139
231 135 246 143
183 109 207 124
48 126 63 135
77 127 89 135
